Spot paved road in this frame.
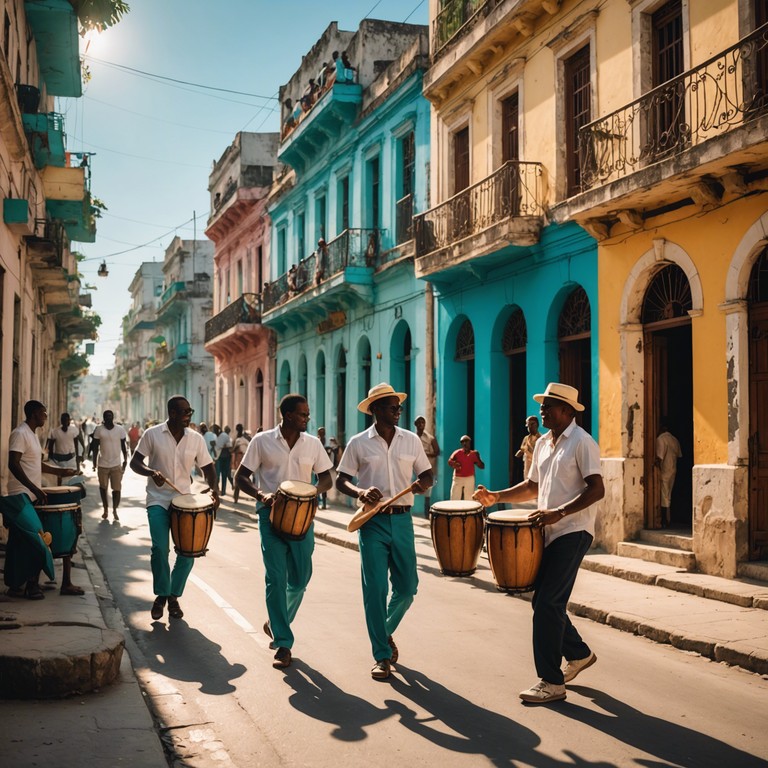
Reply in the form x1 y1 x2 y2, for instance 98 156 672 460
86 471 768 767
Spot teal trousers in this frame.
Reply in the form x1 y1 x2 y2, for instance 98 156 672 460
258 507 314 650
359 513 418 661
147 504 194 597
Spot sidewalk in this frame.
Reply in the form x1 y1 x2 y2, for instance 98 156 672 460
219 493 768 678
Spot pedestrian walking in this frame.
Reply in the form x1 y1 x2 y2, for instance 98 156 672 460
46 412 85 476
448 435 484 500
231 424 250 503
474 382 604 704
235 394 333 670
515 415 542 478
414 415 439 515
336 383 433 680
129 396 219 622
655 423 681 528
91 410 128 521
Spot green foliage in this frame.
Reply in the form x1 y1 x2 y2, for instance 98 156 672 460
69 1 130 32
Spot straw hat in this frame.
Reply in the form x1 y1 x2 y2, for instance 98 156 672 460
357 382 407 414
532 382 585 412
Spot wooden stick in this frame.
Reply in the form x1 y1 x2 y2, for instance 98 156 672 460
152 472 184 496
347 485 414 532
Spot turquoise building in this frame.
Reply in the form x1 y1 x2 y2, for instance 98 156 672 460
263 21 432 481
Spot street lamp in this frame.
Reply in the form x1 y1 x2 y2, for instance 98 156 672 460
97 260 109 277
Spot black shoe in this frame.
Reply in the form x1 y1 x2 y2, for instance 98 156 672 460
151 596 166 620
388 635 399 664
273 647 292 669
371 658 391 680
167 596 184 619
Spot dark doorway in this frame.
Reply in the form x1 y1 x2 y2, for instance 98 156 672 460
503 308 527 485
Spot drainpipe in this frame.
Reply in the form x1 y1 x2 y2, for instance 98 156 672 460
425 282 436 432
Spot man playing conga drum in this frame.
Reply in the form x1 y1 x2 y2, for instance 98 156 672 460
234 394 333 670
474 383 604 704
130 396 219 622
336 383 433 680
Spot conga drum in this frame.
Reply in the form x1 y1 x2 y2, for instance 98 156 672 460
35 486 82 558
429 500 485 576
486 510 544 593
169 493 216 557
270 480 317 540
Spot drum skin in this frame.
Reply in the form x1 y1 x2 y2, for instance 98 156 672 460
170 493 215 557
270 480 317 540
429 500 485 576
486 511 544 593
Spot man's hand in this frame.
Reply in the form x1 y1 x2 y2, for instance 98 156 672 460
531 509 563 527
258 492 275 508
61 467 77 477
473 485 498 507
33 488 48 505
151 471 166 487
358 486 383 504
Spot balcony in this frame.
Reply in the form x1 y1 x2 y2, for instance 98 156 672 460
433 0 492 57
124 305 156 336
413 161 545 279
562 23 768 232
46 191 97 243
22 112 66 168
278 81 363 173
204 293 267 358
262 228 377 332
152 342 190 377
4 198 35 235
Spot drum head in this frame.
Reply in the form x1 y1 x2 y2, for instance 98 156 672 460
431 500 483 514
487 510 535 523
279 480 317 498
44 486 76 495
171 493 214 510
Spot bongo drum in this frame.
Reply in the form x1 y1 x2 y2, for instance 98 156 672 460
35 486 82 558
270 480 317 540
429 499 485 576
486 510 544 593
169 493 216 557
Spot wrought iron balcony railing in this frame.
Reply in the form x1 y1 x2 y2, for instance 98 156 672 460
433 0 493 57
263 228 379 312
413 161 544 257
395 193 413 246
204 293 261 343
578 22 768 192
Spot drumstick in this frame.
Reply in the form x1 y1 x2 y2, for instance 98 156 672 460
347 485 414 532
152 471 184 496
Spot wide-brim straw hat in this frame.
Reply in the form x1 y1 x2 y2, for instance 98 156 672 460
358 382 408 414
532 382 585 412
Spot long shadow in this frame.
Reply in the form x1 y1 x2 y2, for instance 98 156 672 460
282 660 396 741
562 685 766 768
136 620 247 695
388 665 601 768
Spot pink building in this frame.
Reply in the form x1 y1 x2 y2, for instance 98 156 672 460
205 133 279 433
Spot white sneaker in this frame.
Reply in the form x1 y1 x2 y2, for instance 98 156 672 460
519 679 566 704
563 651 597 683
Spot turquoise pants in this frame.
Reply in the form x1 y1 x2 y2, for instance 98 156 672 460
359 513 418 661
258 507 314 650
147 504 194 597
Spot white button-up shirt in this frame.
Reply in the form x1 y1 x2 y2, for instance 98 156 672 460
337 425 432 506
135 422 213 509
529 418 602 546
7 422 42 498
240 425 333 494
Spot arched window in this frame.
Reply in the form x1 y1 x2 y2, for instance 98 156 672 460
641 265 692 324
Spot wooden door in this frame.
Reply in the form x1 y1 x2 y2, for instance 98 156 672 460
749 303 768 559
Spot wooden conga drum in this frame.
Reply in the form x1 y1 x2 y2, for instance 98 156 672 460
270 480 317 540
35 485 82 557
169 493 216 557
486 510 544 593
429 500 485 576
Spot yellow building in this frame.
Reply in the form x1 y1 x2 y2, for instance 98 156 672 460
425 0 768 578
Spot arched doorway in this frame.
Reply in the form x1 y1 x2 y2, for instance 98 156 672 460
747 247 768 559
558 286 592 432
336 347 347 447
315 351 326 430
390 321 413 428
357 336 372 432
503 308 527 485
455 319 475 440
298 354 308 398
278 360 292 403
642 264 693 530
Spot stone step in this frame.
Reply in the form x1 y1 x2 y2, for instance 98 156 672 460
737 560 768 582
616 540 697 570
637 529 693 552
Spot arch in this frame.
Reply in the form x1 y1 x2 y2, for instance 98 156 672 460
255 368 264 431
278 360 292 402
357 335 372 432
297 353 308 398
442 315 475 456
558 285 593 432
390 320 413 428
335 346 348 446
315 349 326 430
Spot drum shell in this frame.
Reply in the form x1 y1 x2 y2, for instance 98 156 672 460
486 516 544 593
270 488 317 541
35 503 79 557
429 504 484 576
170 501 215 557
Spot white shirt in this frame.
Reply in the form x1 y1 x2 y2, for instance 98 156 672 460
240 425 333 494
656 431 682 475
203 431 217 457
214 431 232 457
7 422 43 498
93 424 128 468
529 419 602 546
135 422 213 509
337 425 432 507
48 425 79 456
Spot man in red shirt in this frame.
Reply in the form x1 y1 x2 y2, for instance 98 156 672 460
448 435 484 500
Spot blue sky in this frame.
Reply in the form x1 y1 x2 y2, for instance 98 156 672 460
60 0 428 375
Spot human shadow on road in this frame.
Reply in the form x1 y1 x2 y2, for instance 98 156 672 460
388 665 613 768
283 660 397 741
562 685 765 767
137 620 247 695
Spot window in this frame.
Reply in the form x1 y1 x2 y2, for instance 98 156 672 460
453 126 470 194
650 0 684 154
397 132 415 244
295 211 306 260
367 156 381 229
501 93 519 164
315 195 326 242
339 176 350 231
564 45 591 195
401 131 415 198
236 260 243 297
277 226 287 275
